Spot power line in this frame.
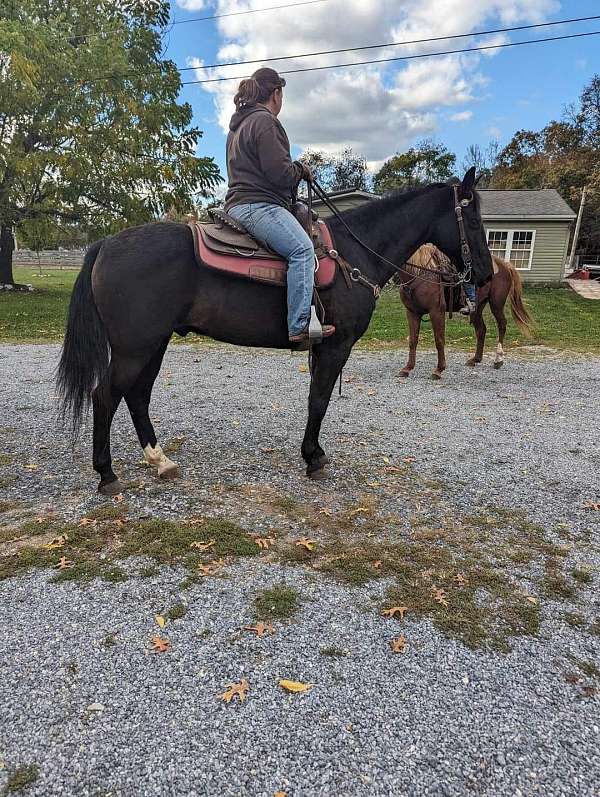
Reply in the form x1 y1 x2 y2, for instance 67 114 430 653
169 0 328 26
182 28 600 85
182 13 600 73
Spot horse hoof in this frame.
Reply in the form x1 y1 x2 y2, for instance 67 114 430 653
399 370 410 378
98 479 124 496
493 360 504 370
307 466 328 481
315 455 330 468
159 463 180 480
431 371 443 380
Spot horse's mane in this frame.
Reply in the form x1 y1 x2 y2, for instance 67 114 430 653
339 182 448 224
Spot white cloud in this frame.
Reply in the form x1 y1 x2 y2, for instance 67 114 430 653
176 0 208 10
450 110 473 122
190 0 558 161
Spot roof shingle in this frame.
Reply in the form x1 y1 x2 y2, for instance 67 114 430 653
479 189 576 219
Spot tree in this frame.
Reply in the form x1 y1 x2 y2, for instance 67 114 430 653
0 0 222 286
299 148 371 193
461 141 500 187
373 140 456 194
491 75 600 253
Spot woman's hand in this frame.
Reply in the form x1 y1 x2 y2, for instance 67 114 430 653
300 163 314 182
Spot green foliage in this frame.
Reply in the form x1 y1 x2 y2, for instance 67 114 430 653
0 0 222 282
299 148 371 192
373 139 456 194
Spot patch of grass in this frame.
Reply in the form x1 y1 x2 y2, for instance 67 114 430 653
542 563 577 601
3 763 40 794
571 567 593 585
86 504 129 521
320 646 347 657
567 655 600 679
0 500 18 514
139 565 159 578
166 601 188 621
50 561 128 584
0 453 14 466
564 612 586 629
254 584 300 620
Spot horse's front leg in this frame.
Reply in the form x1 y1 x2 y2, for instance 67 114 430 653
301 340 353 479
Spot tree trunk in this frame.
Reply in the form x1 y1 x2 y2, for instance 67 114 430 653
0 224 15 285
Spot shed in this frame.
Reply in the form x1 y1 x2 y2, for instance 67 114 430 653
313 187 576 282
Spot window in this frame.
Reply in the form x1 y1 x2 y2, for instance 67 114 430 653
486 229 536 270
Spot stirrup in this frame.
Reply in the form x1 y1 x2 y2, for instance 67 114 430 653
308 305 323 343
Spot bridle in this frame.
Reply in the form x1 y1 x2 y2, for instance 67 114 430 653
309 179 475 297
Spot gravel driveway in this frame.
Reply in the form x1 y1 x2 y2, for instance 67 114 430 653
0 343 599 797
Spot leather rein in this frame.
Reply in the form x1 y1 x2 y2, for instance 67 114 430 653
309 179 474 296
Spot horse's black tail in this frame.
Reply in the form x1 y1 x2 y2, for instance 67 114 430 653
56 240 109 436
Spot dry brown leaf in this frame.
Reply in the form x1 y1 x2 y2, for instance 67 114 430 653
113 494 125 503
244 622 275 638
373 560 383 569
298 364 309 373
348 507 369 517
279 679 312 694
274 792 287 797
454 573 468 586
197 558 226 577
402 456 415 463
382 606 408 620
150 635 171 653
113 519 126 529
155 615 167 629
295 537 316 551
390 635 407 653
24 463 39 471
220 678 249 703
55 556 74 570
189 538 216 551
583 500 600 511
44 534 69 551
254 537 275 550
78 517 97 527
431 586 449 607
525 595 538 605
261 447 275 454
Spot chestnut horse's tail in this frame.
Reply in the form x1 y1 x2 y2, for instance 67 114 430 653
501 258 534 335
56 239 110 435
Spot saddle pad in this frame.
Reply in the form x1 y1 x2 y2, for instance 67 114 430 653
188 220 337 289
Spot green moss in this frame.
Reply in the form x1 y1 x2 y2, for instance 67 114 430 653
564 612 586 629
254 584 300 620
166 601 188 621
320 646 347 657
50 561 128 584
571 567 593 585
3 764 39 794
102 633 118 648
86 504 129 521
0 454 14 467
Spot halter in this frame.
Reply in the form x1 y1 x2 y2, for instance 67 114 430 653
310 179 475 296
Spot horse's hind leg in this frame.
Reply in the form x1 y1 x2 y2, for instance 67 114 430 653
490 299 507 369
399 311 421 377
466 302 487 367
93 353 148 495
124 339 179 479
430 308 446 379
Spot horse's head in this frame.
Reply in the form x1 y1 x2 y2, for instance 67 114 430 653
429 168 493 287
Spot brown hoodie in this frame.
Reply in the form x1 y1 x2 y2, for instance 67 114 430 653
224 105 303 211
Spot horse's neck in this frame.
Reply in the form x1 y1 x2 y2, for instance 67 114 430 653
332 188 445 285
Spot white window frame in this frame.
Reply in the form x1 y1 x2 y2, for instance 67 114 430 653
486 228 536 271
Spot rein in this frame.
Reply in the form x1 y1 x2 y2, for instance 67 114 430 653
310 179 474 295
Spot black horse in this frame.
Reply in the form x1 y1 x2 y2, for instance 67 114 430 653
57 168 492 494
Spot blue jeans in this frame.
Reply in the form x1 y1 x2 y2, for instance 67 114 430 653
464 282 476 302
228 202 314 335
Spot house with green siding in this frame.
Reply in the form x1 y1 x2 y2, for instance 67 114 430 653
313 187 576 283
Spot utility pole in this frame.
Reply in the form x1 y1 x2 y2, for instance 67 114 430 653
567 185 587 273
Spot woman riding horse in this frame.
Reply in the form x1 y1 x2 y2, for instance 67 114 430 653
225 67 335 344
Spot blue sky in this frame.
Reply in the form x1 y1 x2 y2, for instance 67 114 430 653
162 0 600 181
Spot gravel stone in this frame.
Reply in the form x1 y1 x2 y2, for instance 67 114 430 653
0 343 599 796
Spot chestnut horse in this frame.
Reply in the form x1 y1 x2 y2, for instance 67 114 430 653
397 245 533 378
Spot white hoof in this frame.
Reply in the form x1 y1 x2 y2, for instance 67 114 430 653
144 444 179 480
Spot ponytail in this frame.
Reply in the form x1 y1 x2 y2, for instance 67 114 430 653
234 78 262 110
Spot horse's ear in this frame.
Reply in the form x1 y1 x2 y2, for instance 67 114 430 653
474 173 483 186
460 167 476 196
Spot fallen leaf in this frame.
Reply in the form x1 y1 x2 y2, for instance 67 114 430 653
382 606 408 620
150 635 170 653
113 519 125 529
274 792 287 797
383 466 403 473
261 447 275 454
155 615 167 629
366 481 380 488
298 364 308 373
525 595 538 605
86 702 105 712
113 494 124 503
254 537 275 550
244 622 275 637
583 500 600 511
348 507 369 517
373 560 383 569
44 534 69 551
78 517 97 527
318 508 333 516
454 573 468 586
24 463 39 471
189 538 216 551
367 390 376 396
220 678 249 703
295 537 316 551
431 586 449 607
55 556 74 570
390 635 407 653
197 559 226 577
402 456 415 464
279 679 312 694
382 456 390 464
